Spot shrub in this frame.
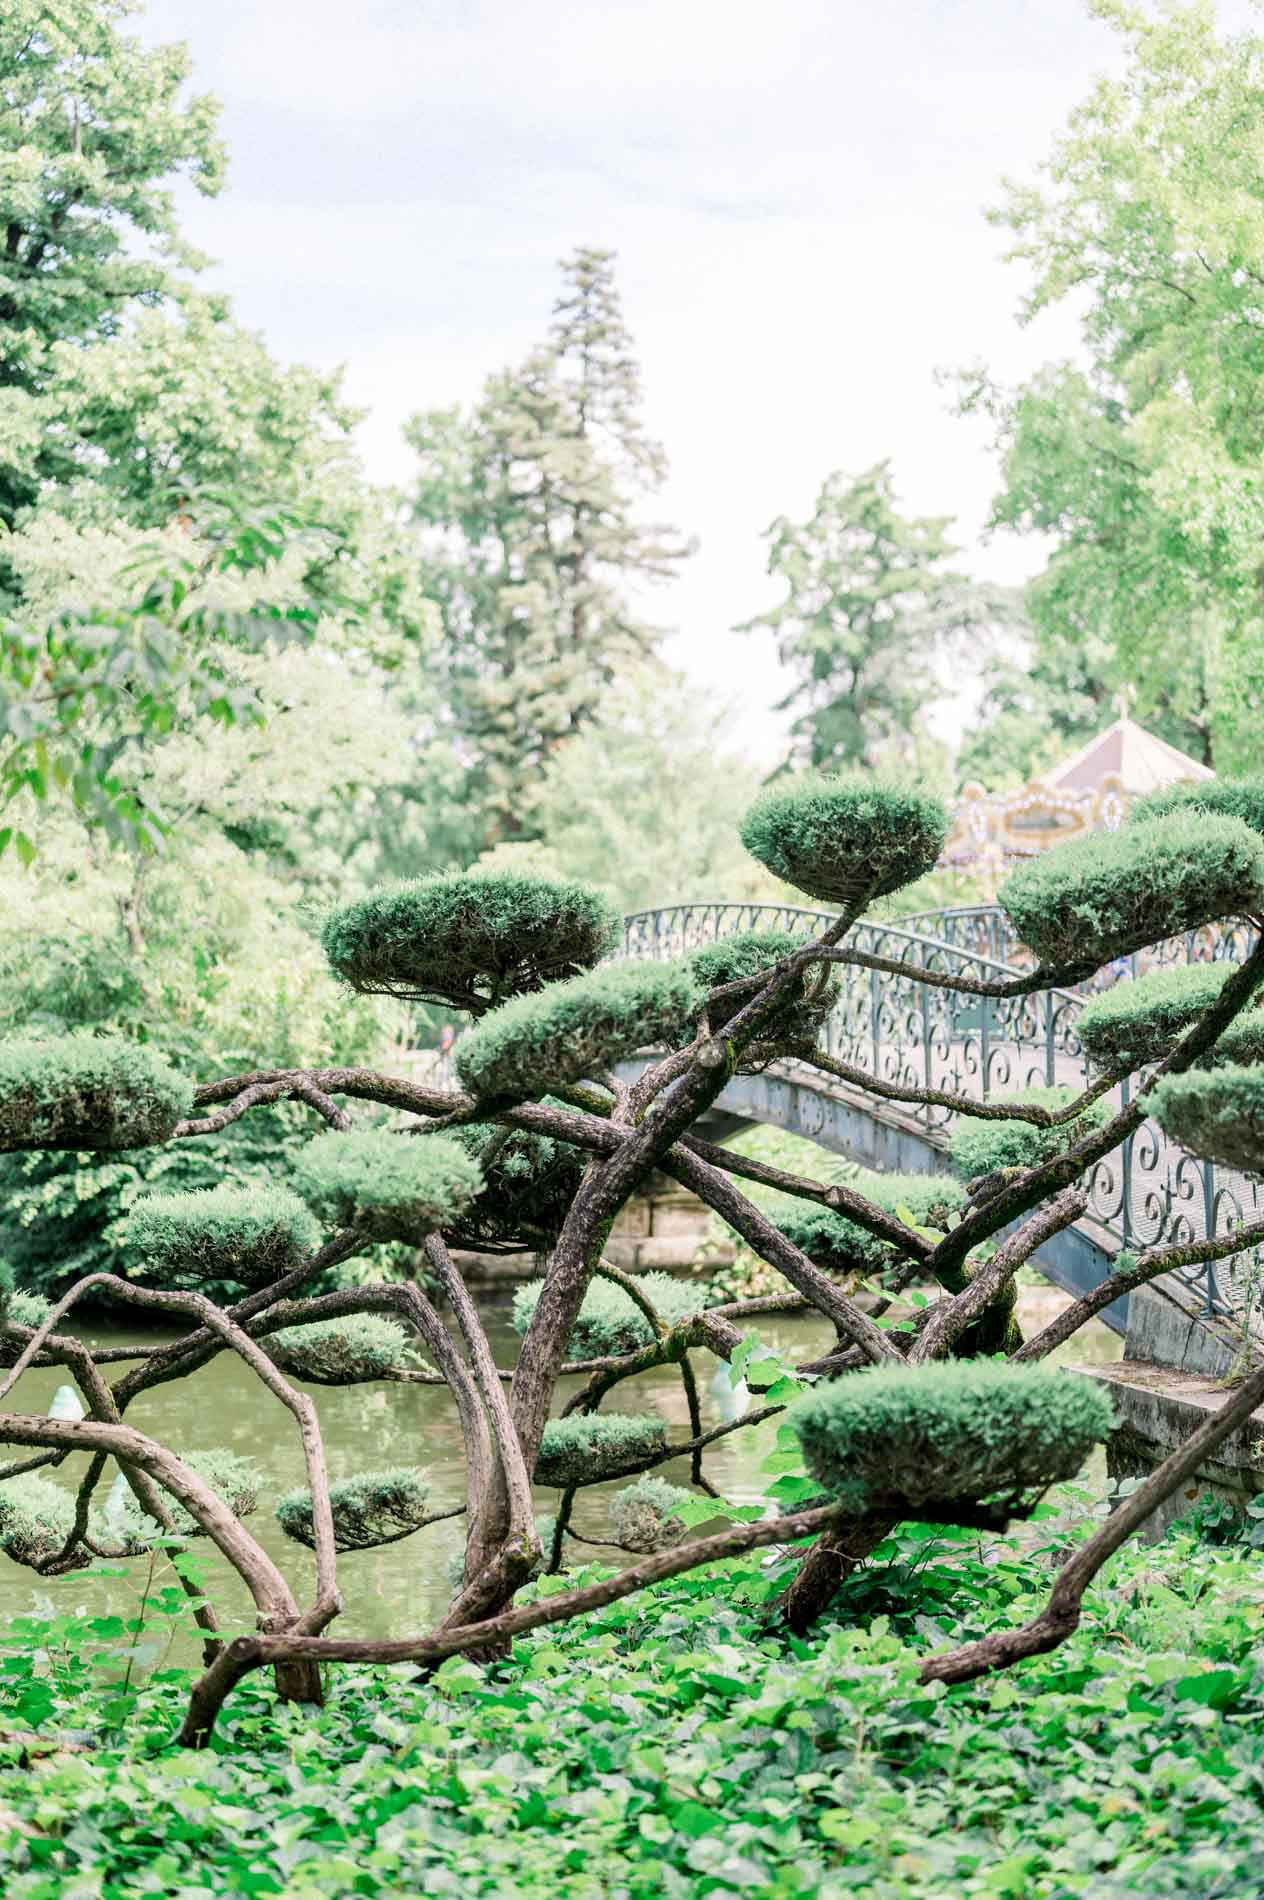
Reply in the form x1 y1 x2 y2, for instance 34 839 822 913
0 1282 54 1365
109 1449 261 1547
1132 774 1264 838
686 931 838 1042
608 1475 690 1552
789 1361 1114 1513
448 1117 586 1254
455 962 702 1099
321 873 620 1010
276 1469 431 1552
120 1184 319 1289
1150 1067 1264 1175
512 1272 711 1359
0 1471 79 1567
0 1035 192 1153
1200 1009 1264 1068
265 1313 414 1383
535 1413 668 1488
948 1087 1111 1181
1077 963 1236 1071
998 815 1264 971
739 775 948 907
770 1174 965 1277
291 1129 482 1242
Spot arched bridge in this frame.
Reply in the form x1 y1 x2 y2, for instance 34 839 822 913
620 901 1264 1372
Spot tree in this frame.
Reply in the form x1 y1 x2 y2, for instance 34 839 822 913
961 0 1264 773
740 464 1012 774
3 769 1264 1746
407 247 691 847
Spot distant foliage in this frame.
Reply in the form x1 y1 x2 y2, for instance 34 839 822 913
0 1036 191 1153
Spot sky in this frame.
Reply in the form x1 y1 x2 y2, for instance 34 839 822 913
143 0 1135 761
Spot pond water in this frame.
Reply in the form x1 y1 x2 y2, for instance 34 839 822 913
0 1285 1122 1654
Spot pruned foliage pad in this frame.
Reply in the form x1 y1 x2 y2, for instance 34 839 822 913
608 1475 689 1552
1151 1066 1264 1175
277 1469 432 1551
121 1184 319 1289
535 1413 668 1488
448 1118 586 1254
685 930 838 1046
265 1314 415 1383
512 1271 712 1358
768 1175 963 1278
0 1472 82 1569
1132 774 1264 840
739 775 947 906
789 1361 1114 1514
456 962 701 1099
949 1087 1111 1182
291 1128 482 1242
1077 964 1236 1072
998 814 1264 971
110 1448 261 1548
321 873 621 1013
0 1273 52 1365
0 1036 192 1153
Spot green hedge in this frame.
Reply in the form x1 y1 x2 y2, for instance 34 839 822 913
291 1129 482 1242
109 1449 260 1548
1076 964 1234 1071
120 1184 319 1290
535 1413 668 1488
277 1469 431 1552
949 1087 1111 1181
265 1313 414 1384
448 1118 586 1254
998 815 1264 971
789 1361 1114 1512
322 873 620 1010
739 775 947 907
455 962 701 1099
686 931 838 1043
1132 774 1264 838
608 1475 689 1553
0 1036 192 1153
1150 1066 1264 1174
512 1272 711 1359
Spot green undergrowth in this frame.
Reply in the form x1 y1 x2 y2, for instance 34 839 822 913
2 1514 1263 1896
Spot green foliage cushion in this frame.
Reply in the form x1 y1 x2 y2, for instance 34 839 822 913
1132 775 1264 839
535 1413 668 1488
0 1284 54 1366
608 1475 689 1553
291 1129 482 1242
512 1272 711 1359
456 962 702 1099
949 1088 1111 1181
0 1472 80 1568
111 1449 260 1547
265 1314 414 1384
321 873 621 1012
770 1175 965 1280
998 815 1264 971
739 775 948 906
276 1469 431 1552
1076 964 1234 1071
0 1035 192 1153
120 1184 319 1289
1199 1010 1264 1069
1150 1067 1264 1175
789 1362 1114 1513
686 930 838 1043
448 1117 586 1254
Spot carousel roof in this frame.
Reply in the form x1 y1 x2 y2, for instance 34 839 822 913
1043 715 1214 797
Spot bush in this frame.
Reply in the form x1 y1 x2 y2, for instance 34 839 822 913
321 873 621 1011
1077 963 1236 1071
277 1469 431 1552
739 774 948 907
265 1313 414 1383
0 1035 192 1153
535 1413 668 1488
948 1087 1111 1181
998 814 1264 971
1150 1066 1264 1175
789 1361 1115 1513
608 1475 690 1552
448 1117 586 1254
291 1128 482 1242
119 1184 319 1290
512 1272 712 1359
1132 774 1264 838
455 962 701 1099
0 1471 80 1567
686 931 838 1043
1200 1009 1264 1068
108 1449 261 1547
769 1174 964 1276
0 1284 54 1365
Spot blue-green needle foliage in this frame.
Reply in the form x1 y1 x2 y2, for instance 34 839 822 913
512 1272 712 1359
770 1174 965 1280
110 1449 261 1548
321 872 621 1011
0 1471 82 1567
1151 1066 1264 1176
948 1086 1111 1181
456 961 701 1099
0 1265 53 1365
790 1361 1114 1513
277 1469 431 1552
685 930 838 1042
739 774 947 906
1132 774 1264 838
535 1413 668 1489
120 1184 319 1289
1076 963 1235 1071
998 814 1264 971
608 1475 690 1552
291 1128 482 1242
265 1314 414 1384
0 1035 191 1152
448 1117 586 1254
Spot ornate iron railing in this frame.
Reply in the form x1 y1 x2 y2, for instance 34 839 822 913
622 902 1264 1331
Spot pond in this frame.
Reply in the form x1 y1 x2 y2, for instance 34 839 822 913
0 1285 1122 1654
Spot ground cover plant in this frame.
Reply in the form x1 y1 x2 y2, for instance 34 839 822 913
4 770 1264 1750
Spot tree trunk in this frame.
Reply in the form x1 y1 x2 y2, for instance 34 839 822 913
774 1513 897 1636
